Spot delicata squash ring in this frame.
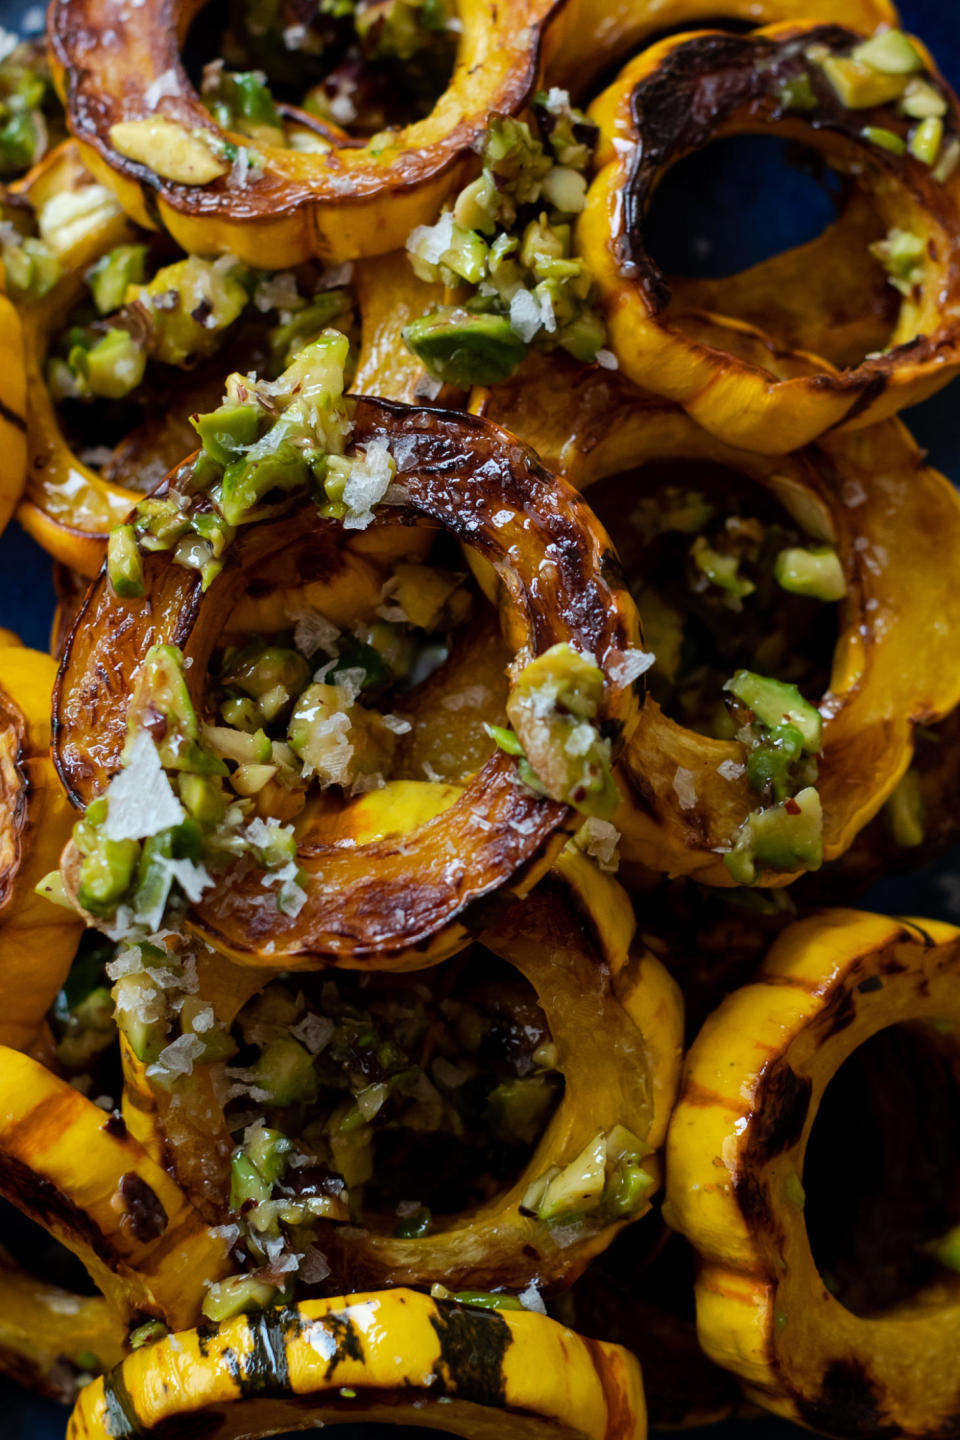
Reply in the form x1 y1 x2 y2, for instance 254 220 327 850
666 910 960 1439
68 1288 646 1440
0 1249 125 1404
48 0 565 268
0 633 83 1050
0 1045 231 1327
580 21 960 453
116 851 683 1295
478 347 960 886
54 396 642 967
549 0 898 95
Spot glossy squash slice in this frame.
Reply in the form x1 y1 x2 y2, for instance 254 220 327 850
67 1288 646 1440
111 846 681 1301
52 339 643 966
48 0 569 268
667 910 960 1439
579 21 960 453
0 632 83 1051
548 0 898 96
478 347 960 887
0 1044 232 1327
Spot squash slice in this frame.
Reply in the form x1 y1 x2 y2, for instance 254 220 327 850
0 1045 231 1327
67 1288 646 1440
0 635 83 1051
53 397 643 966
667 910 960 1438
117 844 683 1293
478 349 960 886
579 21 960 452
49 0 569 267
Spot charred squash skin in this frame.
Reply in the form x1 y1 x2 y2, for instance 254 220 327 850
0 635 83 1051
118 845 683 1292
0 1046 232 1327
48 0 569 268
477 350 960 886
579 22 960 453
666 910 960 1439
0 1248 125 1405
53 398 643 967
68 1288 646 1440
548 0 898 96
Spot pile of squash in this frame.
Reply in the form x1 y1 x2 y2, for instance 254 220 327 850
0 0 958 1436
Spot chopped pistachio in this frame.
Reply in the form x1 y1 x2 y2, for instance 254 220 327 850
690 536 756 603
86 244 148 316
861 124 907 156
909 115 943 165
133 256 248 366
725 671 822 754
821 56 907 109
253 1038 318 1106
107 525 146 599
129 1321 169 1350
1 233 60 302
77 836 140 916
932 136 960 183
852 29 923 77
403 307 527 388
777 72 817 112
746 722 806 803
202 1276 278 1323
774 546 846 601
192 403 260 466
109 117 230 185
929 1225 960 1273
869 227 926 295
900 78 948 119
506 642 619 819
724 786 824 884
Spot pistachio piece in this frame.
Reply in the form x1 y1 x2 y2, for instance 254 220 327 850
821 56 907 109
107 524 146 599
109 117 230 185
884 767 925 847
403 307 527 387
725 671 823 754
852 29 924 77
774 545 846 601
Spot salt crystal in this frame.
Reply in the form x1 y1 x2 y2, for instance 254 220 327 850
407 211 454 266
290 1012 334 1054
717 759 745 781
509 288 542 344
342 439 396 530
146 1032 205 1081
144 68 180 109
577 817 620 873
518 1282 546 1314
595 349 619 370
381 713 412 735
673 767 698 811
609 647 655 686
102 732 185 842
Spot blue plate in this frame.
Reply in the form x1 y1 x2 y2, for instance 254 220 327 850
3 0 960 1434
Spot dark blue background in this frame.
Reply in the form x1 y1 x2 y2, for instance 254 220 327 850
3 0 960 1434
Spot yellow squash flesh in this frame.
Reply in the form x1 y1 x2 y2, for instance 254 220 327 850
667 910 960 1438
68 1289 646 1440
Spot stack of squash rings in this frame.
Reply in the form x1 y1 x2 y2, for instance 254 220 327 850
0 0 958 1435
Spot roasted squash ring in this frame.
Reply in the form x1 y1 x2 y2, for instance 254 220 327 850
0 1248 125 1404
548 0 898 95
0 634 83 1051
666 910 960 1439
49 0 567 268
0 1045 231 1328
67 1288 646 1440
478 350 960 886
0 292 28 539
117 847 682 1294
54 397 642 967
580 21 960 453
